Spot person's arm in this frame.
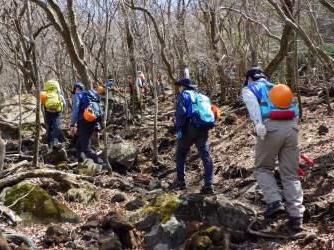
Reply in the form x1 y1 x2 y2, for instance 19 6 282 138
242 87 262 125
242 87 267 139
175 92 191 139
70 94 80 127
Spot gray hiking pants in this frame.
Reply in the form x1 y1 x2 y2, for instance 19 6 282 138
255 119 304 218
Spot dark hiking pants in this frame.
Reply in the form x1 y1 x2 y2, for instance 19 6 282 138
176 125 214 186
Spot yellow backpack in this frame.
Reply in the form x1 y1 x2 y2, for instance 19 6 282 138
44 80 63 112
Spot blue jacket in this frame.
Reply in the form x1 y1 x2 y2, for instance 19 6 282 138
175 88 195 132
70 92 83 126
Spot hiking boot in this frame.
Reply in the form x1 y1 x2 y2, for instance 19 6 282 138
287 217 304 239
201 185 215 195
264 201 285 218
170 179 186 190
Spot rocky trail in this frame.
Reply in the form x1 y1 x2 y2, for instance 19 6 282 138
0 92 334 250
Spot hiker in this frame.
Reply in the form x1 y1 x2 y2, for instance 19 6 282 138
40 80 66 150
173 77 215 194
242 67 304 237
136 71 148 95
157 73 166 97
70 82 104 164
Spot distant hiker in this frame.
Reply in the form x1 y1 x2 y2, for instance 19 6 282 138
70 82 104 164
136 71 148 95
157 73 166 97
173 78 215 194
40 80 66 150
242 67 304 237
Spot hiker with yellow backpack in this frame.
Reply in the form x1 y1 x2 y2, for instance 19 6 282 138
242 67 304 238
40 80 66 151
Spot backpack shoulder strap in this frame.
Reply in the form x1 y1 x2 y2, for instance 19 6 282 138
183 90 197 103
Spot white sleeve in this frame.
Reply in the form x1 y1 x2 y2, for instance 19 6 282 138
242 87 262 125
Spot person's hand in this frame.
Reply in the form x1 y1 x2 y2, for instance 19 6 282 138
70 126 77 137
176 130 183 140
255 123 267 140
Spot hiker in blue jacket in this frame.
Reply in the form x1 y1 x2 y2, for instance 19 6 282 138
70 82 103 164
173 78 215 194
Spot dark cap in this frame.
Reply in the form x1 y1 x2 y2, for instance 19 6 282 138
175 78 196 88
245 67 266 85
72 82 84 94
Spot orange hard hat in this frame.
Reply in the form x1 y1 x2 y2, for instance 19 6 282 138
83 108 97 122
211 104 221 120
269 84 293 109
40 91 47 104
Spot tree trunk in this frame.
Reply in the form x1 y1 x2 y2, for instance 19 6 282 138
26 0 41 167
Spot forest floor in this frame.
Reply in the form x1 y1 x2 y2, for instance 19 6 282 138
1 92 334 250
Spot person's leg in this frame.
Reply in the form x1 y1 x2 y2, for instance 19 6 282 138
53 112 61 145
44 111 52 147
76 122 84 161
82 122 101 163
175 131 193 184
195 130 213 187
175 125 196 185
278 127 304 228
255 129 285 216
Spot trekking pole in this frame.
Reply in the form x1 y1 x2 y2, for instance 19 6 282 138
103 80 113 173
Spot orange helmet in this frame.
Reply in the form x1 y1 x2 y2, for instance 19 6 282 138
269 84 293 109
211 104 221 120
40 91 47 104
83 108 97 122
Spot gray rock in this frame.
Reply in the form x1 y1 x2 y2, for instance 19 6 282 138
79 158 103 176
135 213 161 232
66 187 97 204
125 198 145 211
44 225 69 245
144 216 187 250
99 236 123 250
111 193 127 203
107 140 138 172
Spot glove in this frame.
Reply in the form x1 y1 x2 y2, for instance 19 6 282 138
69 126 77 137
176 130 183 140
94 123 101 132
255 123 267 140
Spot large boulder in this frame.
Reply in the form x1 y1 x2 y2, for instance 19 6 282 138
134 193 252 250
0 94 44 138
0 182 80 224
107 140 138 173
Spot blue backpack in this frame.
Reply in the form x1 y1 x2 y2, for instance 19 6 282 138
185 90 215 129
80 90 103 121
247 79 298 119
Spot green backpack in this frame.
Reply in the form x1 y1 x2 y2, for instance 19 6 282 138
44 80 63 112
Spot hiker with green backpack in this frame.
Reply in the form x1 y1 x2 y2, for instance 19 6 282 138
172 78 215 194
41 80 66 150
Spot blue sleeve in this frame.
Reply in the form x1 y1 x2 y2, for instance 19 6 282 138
175 92 192 131
70 93 81 126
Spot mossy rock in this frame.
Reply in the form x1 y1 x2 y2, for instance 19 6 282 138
1 182 80 224
141 193 181 223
